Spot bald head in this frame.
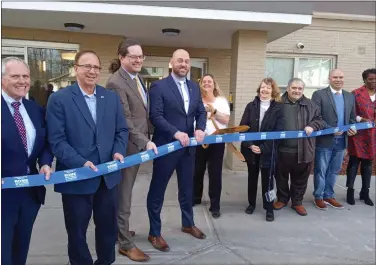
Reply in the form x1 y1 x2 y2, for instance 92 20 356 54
329 68 344 91
170 49 190 77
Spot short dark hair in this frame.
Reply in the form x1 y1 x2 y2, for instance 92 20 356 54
362 68 376 81
74 50 101 65
109 38 142 74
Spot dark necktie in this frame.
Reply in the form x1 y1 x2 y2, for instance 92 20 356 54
11 101 28 153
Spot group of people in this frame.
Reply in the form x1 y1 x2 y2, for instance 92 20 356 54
240 68 375 223
1 36 375 265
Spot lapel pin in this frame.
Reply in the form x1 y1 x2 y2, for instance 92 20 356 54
101 96 104 98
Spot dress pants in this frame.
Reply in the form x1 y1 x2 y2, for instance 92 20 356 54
1 188 41 265
275 152 313 206
117 164 140 250
346 155 372 189
246 155 273 210
193 143 225 211
61 179 118 265
147 148 195 237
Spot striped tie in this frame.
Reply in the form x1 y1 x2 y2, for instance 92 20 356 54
11 101 28 153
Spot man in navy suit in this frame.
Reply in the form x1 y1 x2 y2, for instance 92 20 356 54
46 50 128 265
1 57 53 265
147 49 207 252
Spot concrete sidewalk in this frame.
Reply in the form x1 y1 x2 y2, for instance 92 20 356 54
27 167 375 265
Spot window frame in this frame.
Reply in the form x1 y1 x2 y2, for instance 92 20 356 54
266 53 337 90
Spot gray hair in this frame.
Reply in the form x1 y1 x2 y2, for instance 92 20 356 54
287 77 305 88
1 57 30 76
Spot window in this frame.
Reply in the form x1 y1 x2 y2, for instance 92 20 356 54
2 39 79 106
265 54 336 97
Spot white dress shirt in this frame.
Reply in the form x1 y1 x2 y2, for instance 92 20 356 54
2 90 36 157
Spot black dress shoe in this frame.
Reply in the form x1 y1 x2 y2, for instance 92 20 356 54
245 204 255 215
266 210 274 222
211 211 221 218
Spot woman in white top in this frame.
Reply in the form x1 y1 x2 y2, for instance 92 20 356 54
193 74 230 219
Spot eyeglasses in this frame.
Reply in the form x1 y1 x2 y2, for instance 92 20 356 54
76 64 102 72
126 55 146 61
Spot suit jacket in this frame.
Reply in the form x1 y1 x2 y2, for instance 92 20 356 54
46 83 129 194
311 86 356 148
106 67 151 155
149 75 206 154
1 96 53 204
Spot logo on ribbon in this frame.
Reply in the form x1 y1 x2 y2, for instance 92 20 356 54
280 132 286 138
316 131 322 136
167 143 175 152
298 131 303 138
190 138 197 146
64 169 77 182
106 161 118 172
239 134 245 141
140 152 150 162
216 136 223 143
260 133 267 140
333 127 340 133
14 176 30 187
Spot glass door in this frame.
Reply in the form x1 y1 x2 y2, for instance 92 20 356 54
188 59 207 83
140 60 169 90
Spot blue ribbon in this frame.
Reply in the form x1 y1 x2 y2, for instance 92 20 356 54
2 122 374 189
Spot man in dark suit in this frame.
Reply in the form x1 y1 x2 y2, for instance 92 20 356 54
46 50 128 265
1 57 53 265
311 69 357 211
106 38 156 262
147 49 207 252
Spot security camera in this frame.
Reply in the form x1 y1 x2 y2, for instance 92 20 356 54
296 42 305 49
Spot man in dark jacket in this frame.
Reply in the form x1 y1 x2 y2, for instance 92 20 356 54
273 78 325 216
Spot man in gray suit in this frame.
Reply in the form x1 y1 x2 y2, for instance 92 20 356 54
106 38 157 262
311 69 357 211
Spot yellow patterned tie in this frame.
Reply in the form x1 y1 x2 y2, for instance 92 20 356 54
135 76 147 105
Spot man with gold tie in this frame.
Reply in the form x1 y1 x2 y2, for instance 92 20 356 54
106 38 157 262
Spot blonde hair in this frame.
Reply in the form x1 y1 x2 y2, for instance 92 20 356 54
257 77 281 102
199 74 224 98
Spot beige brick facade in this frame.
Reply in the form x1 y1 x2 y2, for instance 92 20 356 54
2 15 375 171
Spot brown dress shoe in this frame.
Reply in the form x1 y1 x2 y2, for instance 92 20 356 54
273 201 287 210
292 205 307 216
181 226 206 239
119 247 150 262
324 198 344 209
314 199 328 210
148 235 170 252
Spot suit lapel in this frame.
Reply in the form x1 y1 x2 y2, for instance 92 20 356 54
119 68 147 110
71 84 96 133
1 96 28 156
167 75 186 114
95 86 106 131
325 87 338 117
186 80 194 115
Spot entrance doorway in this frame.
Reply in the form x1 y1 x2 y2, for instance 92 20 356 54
140 56 207 90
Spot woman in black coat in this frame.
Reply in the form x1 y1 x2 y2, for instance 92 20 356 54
240 78 285 222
